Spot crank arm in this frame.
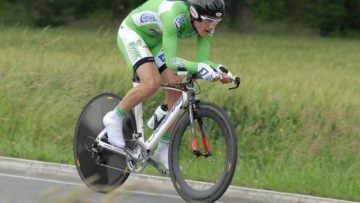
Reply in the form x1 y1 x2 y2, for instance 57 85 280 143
97 140 142 161
97 140 127 157
124 147 143 162
147 157 169 174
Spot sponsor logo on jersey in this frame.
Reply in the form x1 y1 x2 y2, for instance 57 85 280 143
175 14 186 29
127 40 142 63
132 11 160 26
158 52 166 63
169 57 185 68
140 14 157 23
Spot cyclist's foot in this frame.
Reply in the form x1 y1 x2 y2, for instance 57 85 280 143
103 110 125 148
152 141 169 172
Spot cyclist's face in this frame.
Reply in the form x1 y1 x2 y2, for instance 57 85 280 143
194 16 221 36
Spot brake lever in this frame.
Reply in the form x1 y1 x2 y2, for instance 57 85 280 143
229 76 240 90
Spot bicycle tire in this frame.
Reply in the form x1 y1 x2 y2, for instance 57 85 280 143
169 102 237 202
73 93 136 193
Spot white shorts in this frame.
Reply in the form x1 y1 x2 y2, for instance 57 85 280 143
117 22 166 73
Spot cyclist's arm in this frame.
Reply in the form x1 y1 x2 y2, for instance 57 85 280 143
198 35 234 84
162 30 198 73
197 35 219 68
160 8 199 73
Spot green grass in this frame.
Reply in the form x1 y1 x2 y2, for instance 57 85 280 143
0 25 359 201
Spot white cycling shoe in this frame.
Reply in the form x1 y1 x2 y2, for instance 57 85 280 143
103 110 125 149
152 142 169 172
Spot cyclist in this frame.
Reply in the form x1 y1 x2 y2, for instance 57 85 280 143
103 0 234 172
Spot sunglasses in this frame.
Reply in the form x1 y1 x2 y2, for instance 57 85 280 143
200 15 222 26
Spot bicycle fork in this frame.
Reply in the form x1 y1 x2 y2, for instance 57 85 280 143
188 103 212 157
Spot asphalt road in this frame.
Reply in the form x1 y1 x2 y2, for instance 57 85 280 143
0 167 260 203
0 173 185 203
0 157 356 203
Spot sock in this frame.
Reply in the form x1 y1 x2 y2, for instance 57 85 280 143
157 140 169 152
115 106 128 117
160 132 171 144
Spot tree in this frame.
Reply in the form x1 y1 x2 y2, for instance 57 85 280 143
1 0 359 35
104 0 146 18
228 0 254 33
346 0 360 31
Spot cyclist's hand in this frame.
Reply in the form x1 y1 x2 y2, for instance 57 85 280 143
216 65 233 84
198 63 217 82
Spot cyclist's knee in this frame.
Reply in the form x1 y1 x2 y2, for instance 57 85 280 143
136 62 162 95
138 73 161 97
143 77 161 94
161 69 181 84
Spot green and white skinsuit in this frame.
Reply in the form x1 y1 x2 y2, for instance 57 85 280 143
117 0 220 74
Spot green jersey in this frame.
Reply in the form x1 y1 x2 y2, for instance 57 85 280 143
122 0 219 73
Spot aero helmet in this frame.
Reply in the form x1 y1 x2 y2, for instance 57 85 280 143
188 0 225 20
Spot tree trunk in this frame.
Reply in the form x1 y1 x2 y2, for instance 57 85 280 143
229 0 253 33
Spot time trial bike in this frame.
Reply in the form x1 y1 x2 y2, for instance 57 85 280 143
73 71 240 202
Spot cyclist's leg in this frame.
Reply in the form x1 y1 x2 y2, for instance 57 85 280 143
162 69 182 107
119 64 161 111
152 45 181 111
117 22 161 111
151 46 181 171
151 68 181 171
161 67 181 136
103 22 161 148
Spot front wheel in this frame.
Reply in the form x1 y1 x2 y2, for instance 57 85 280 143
169 102 238 202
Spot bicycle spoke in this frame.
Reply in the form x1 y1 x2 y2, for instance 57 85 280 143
179 117 227 186
198 118 212 155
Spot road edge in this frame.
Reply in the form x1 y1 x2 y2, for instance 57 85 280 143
0 156 357 203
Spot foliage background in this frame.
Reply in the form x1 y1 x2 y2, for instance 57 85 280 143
0 0 359 201
0 0 360 36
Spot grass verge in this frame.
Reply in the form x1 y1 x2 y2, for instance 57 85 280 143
0 25 359 201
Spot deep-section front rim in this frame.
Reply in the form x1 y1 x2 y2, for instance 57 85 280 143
169 102 237 202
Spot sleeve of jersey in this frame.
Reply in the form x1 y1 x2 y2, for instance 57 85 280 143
197 36 219 68
160 12 199 73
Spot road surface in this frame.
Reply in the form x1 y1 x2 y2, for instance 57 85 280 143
0 157 356 203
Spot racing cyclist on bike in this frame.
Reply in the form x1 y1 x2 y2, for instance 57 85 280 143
103 0 235 172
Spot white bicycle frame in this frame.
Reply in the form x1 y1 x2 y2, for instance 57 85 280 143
96 79 190 155
133 81 189 151
94 70 240 158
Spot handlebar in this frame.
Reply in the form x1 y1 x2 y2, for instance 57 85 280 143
229 75 241 90
176 71 240 90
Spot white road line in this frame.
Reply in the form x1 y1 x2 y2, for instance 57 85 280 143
0 173 82 186
0 173 183 200
121 190 182 200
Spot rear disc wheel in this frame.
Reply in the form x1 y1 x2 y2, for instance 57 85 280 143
73 93 135 193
